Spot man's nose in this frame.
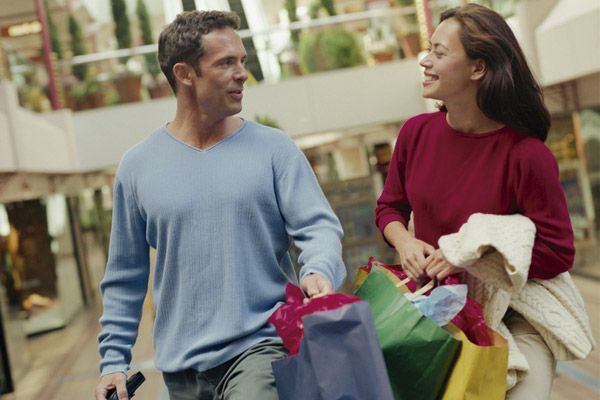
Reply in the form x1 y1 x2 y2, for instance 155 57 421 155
235 64 248 82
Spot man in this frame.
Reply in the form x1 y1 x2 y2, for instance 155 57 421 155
94 10 346 400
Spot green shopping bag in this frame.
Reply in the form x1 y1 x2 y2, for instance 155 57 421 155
355 265 461 400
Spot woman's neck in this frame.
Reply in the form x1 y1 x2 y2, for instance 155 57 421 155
444 102 504 134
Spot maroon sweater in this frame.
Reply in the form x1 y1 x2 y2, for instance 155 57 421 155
375 112 574 279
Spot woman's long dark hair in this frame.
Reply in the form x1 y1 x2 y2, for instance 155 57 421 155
440 4 550 141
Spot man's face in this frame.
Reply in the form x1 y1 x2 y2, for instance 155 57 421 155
192 27 248 120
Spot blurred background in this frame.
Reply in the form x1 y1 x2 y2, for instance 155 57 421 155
0 0 597 398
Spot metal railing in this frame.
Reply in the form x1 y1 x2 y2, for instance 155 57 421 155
5 1 473 112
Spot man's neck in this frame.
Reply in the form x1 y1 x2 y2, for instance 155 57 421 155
168 108 242 150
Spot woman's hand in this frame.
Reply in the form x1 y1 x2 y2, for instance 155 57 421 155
383 221 434 281
424 249 461 281
396 237 435 281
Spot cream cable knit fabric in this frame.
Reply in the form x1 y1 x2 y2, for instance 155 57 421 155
438 213 595 390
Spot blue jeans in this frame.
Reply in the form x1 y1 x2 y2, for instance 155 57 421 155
162 340 287 400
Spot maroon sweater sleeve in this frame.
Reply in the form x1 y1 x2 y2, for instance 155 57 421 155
511 139 575 279
375 120 413 235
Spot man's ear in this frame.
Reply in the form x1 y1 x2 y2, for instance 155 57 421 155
173 63 194 88
470 59 487 81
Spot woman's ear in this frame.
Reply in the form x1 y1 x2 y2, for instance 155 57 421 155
173 63 193 88
470 59 487 81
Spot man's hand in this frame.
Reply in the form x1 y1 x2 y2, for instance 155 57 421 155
300 273 333 303
95 372 127 400
424 249 461 281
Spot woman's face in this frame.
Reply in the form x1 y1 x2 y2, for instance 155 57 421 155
419 18 479 104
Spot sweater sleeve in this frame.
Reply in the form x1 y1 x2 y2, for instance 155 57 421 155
274 149 346 290
98 171 150 375
512 140 575 279
375 122 413 235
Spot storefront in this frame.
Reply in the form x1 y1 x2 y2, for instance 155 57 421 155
0 174 112 394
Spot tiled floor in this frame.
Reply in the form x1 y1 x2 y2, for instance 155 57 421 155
2 271 599 399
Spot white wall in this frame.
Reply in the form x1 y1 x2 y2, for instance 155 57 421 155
72 58 427 171
511 0 557 80
73 96 176 171
536 0 600 86
242 60 426 135
0 81 79 173
0 111 16 172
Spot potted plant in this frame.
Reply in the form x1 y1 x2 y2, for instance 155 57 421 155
255 115 282 129
136 0 171 98
285 0 300 46
68 14 88 83
66 81 90 111
395 0 421 58
298 29 365 74
46 0 63 60
111 0 142 103
298 0 364 75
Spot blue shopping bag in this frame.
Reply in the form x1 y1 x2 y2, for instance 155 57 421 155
272 301 393 400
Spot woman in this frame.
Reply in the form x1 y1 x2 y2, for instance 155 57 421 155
375 4 574 398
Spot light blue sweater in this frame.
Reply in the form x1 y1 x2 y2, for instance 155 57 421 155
98 120 346 375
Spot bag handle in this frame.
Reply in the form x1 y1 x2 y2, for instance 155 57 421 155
395 277 411 288
405 280 435 301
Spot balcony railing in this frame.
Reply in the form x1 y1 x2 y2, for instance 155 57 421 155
4 1 470 113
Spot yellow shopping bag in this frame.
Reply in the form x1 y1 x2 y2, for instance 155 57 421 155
440 323 508 400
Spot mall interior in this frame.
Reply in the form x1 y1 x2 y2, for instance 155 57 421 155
0 0 598 398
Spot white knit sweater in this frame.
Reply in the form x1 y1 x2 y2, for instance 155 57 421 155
438 213 595 390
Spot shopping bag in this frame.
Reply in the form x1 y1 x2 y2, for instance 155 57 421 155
354 265 461 400
440 323 508 400
272 301 394 400
363 257 494 346
354 256 417 293
268 283 361 355
452 296 493 346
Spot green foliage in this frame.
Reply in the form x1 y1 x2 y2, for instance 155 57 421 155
284 0 300 46
68 14 88 81
308 0 336 19
308 0 321 19
395 0 418 32
320 0 336 16
110 0 132 63
136 0 161 79
319 30 363 68
298 30 320 73
182 0 196 11
255 115 282 129
299 29 365 74
69 82 87 101
45 0 63 59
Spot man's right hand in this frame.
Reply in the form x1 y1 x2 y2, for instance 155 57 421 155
95 372 128 400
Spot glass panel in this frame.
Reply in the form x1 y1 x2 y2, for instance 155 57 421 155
2 197 83 337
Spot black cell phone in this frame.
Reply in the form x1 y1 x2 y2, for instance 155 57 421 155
106 371 146 400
